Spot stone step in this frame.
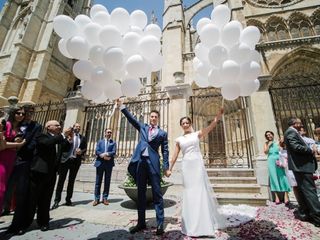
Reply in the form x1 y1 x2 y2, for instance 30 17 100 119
206 168 255 177
211 183 261 193
209 176 257 184
216 187 269 206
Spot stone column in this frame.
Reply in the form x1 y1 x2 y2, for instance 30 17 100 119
63 91 89 128
250 75 276 186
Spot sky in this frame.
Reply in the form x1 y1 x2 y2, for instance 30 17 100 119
0 0 212 28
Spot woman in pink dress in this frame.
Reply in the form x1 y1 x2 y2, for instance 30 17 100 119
0 107 26 213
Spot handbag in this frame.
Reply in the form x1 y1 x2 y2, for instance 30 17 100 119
277 150 288 168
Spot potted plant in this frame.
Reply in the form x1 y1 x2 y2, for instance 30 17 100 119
119 166 173 204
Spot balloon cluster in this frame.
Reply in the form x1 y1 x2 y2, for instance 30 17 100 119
193 5 261 101
53 4 164 103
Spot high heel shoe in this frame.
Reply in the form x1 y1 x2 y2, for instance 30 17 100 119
275 200 281 205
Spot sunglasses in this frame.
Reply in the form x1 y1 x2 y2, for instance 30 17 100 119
15 112 25 116
106 131 112 133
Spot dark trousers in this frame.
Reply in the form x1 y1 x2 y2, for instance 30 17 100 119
8 163 30 230
294 171 320 223
136 157 163 226
94 162 113 201
26 171 57 227
54 158 81 203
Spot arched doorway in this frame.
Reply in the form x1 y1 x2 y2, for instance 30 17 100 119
269 47 320 138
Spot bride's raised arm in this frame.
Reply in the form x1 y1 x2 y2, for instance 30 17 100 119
198 108 224 139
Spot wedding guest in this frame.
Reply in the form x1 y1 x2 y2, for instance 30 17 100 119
92 128 116 206
264 131 291 204
0 107 26 215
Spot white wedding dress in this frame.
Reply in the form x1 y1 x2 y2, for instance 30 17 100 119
176 131 256 237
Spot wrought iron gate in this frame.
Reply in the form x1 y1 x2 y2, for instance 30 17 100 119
270 84 320 138
83 92 170 163
190 88 254 168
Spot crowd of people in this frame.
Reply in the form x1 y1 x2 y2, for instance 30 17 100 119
1 102 320 237
264 119 320 227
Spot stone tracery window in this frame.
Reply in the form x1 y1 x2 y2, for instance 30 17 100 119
288 13 313 38
266 17 289 41
311 9 320 35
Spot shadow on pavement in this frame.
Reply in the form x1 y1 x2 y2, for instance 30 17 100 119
120 198 177 210
222 219 288 239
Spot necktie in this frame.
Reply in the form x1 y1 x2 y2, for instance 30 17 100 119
149 126 154 141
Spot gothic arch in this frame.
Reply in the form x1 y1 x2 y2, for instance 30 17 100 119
311 8 320 35
265 16 289 41
288 11 313 38
270 47 320 88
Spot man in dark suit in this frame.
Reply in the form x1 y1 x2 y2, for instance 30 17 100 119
93 128 117 206
25 120 72 231
6 104 42 235
284 117 320 227
52 123 87 209
117 99 170 235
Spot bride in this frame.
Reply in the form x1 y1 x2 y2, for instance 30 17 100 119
167 108 225 237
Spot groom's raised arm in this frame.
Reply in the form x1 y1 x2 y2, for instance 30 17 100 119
121 107 142 131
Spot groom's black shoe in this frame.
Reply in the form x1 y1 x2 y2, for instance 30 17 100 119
129 224 146 234
156 224 164 235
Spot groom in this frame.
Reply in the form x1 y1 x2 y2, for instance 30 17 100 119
117 99 170 235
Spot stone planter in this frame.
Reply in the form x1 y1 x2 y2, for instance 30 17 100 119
119 182 174 204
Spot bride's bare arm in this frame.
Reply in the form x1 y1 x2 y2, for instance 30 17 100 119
199 108 224 139
169 142 181 172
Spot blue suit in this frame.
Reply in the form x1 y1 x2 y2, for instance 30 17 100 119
94 138 117 201
121 108 169 227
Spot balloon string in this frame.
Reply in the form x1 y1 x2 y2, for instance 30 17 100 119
221 98 224 108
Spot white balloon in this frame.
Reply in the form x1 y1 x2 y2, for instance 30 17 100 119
91 66 113 88
239 61 261 81
208 68 224 88
240 26 261 49
104 80 123 100
66 36 89 60
53 15 79 39
89 45 105 66
195 61 211 77
208 45 228 67
92 11 110 26
196 18 211 35
83 23 102 46
99 25 122 48
90 4 108 19
138 35 161 60
192 57 201 70
149 54 164 72
221 60 240 83
194 43 209 63
75 15 92 29
110 8 130 35
58 39 72 58
221 82 240 101
228 43 252 64
130 26 144 36
211 4 231 28
92 92 107 104
81 81 103 100
121 78 142 97
103 47 124 74
240 79 260 96
121 32 141 56
200 23 220 48
73 60 94 81
221 21 242 49
194 74 209 88
130 10 148 29
125 55 149 78
144 24 162 39
251 49 261 63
